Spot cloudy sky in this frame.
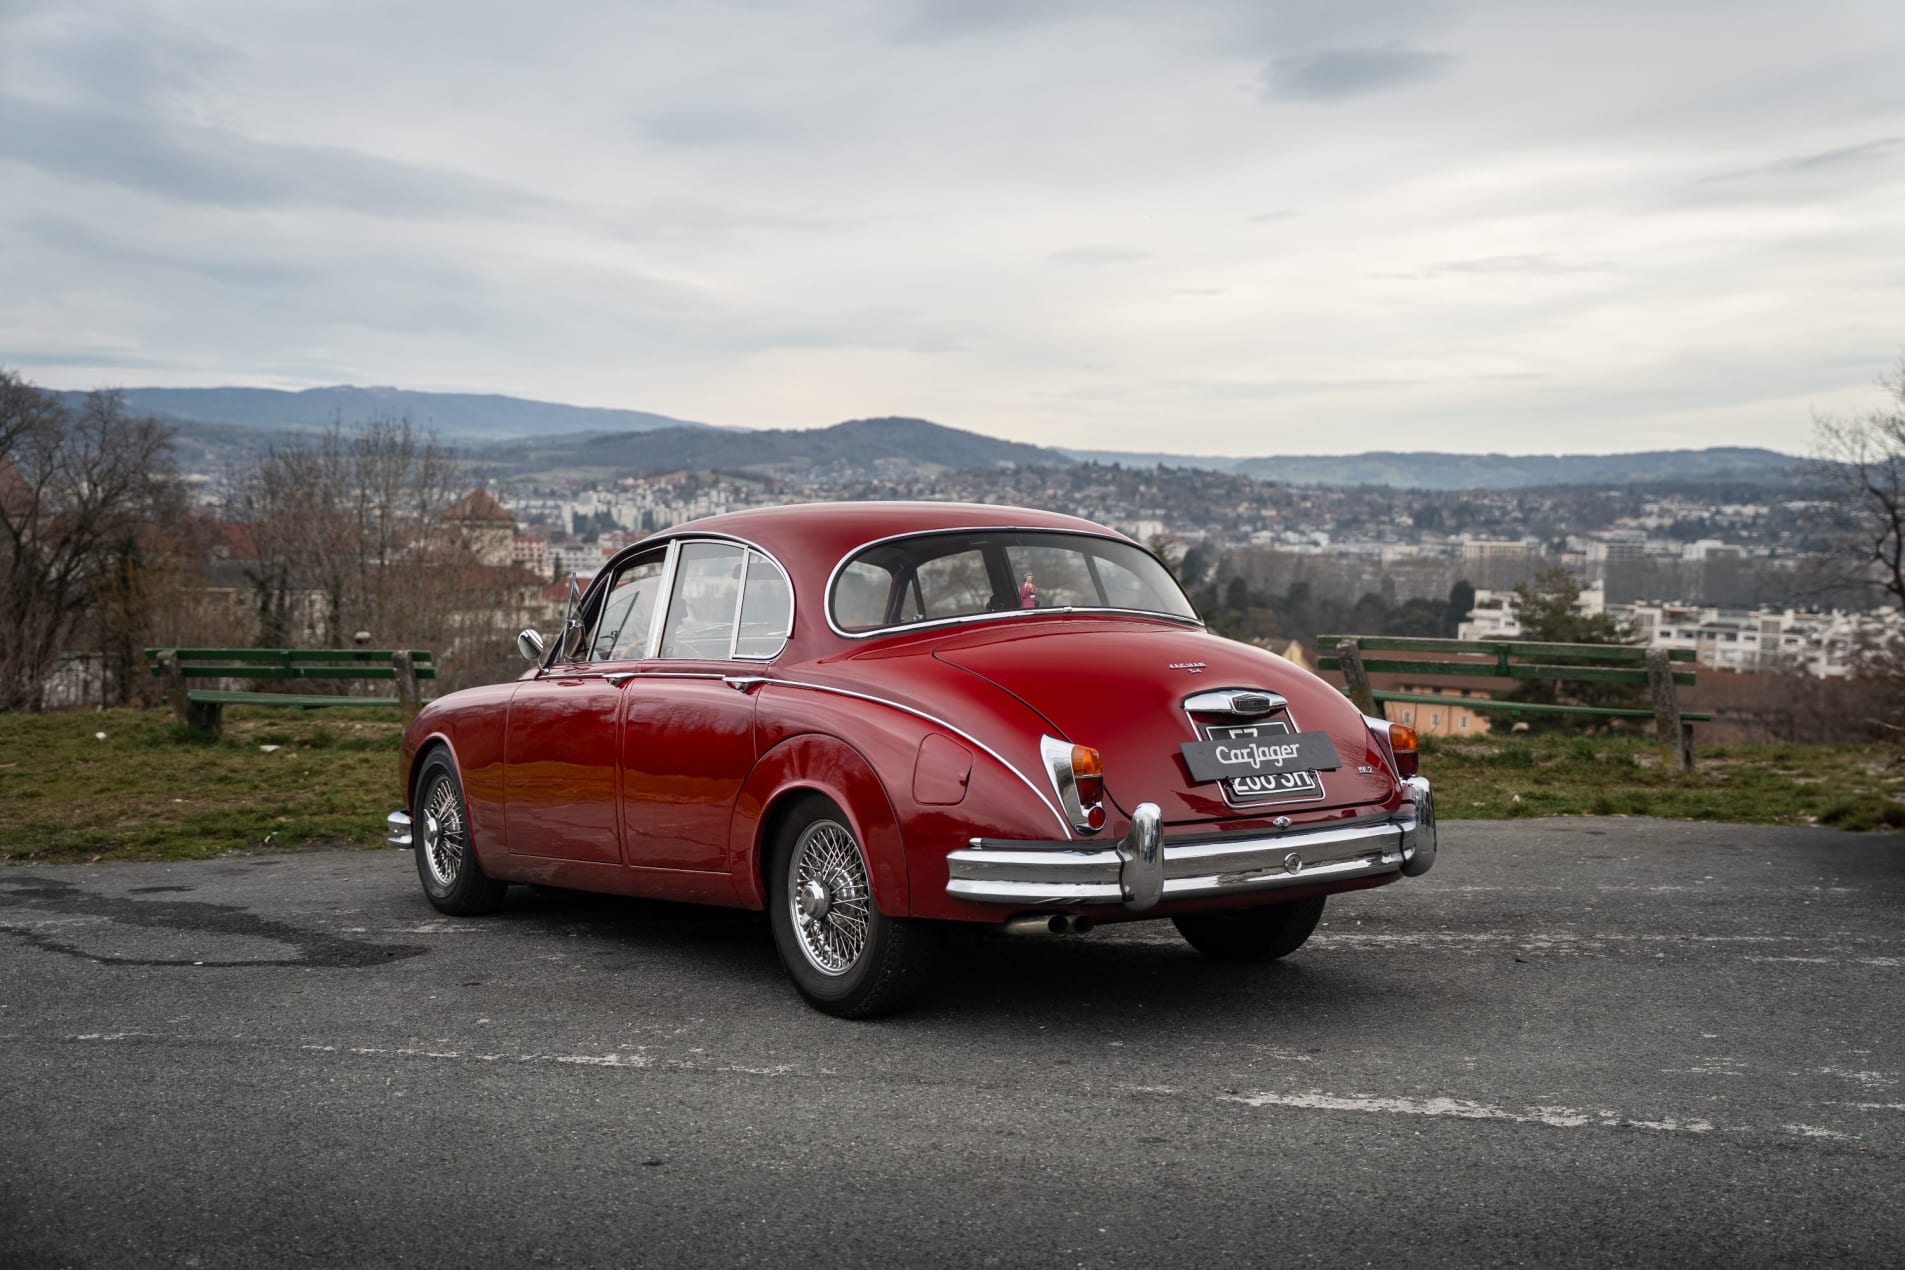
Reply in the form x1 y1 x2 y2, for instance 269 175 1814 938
2 0 1901 456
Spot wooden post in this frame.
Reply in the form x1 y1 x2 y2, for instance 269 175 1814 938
160 650 223 734
1646 648 1690 771
158 650 190 726
392 650 421 720
1336 639 1377 715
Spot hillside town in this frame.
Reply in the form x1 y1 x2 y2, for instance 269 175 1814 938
460 461 1872 681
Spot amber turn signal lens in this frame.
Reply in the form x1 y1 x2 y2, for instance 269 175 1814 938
1071 745 1104 806
1388 722 1419 779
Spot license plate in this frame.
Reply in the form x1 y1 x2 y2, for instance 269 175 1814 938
1180 720 1339 805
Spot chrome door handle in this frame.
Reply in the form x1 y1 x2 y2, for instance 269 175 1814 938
723 676 768 693
604 673 635 687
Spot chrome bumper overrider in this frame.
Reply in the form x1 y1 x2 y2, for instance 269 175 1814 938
386 810 412 848
947 776 1436 912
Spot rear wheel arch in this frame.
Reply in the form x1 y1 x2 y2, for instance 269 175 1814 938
733 733 911 916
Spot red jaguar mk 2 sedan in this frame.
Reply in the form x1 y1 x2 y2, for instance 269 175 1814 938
388 502 1437 1017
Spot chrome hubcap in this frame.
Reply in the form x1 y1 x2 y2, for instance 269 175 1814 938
420 775 465 888
789 819 870 977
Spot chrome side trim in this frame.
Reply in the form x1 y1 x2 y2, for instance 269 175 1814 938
1364 714 1401 779
821 525 1203 640
386 810 412 848
768 678 1074 838
1039 734 1097 831
946 780 1436 910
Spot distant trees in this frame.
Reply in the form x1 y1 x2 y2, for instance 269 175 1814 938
1184 557 1475 648
0 372 180 711
1507 567 1630 645
231 416 463 647
1503 567 1640 724
1812 358 1905 609
226 417 530 684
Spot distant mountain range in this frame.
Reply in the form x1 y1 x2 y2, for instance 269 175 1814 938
70 382 1804 491
52 385 715 441
476 416 1062 477
1066 447 1804 490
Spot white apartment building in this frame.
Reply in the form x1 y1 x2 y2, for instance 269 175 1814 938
1459 588 1905 677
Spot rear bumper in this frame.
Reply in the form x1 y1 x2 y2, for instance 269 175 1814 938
947 776 1436 911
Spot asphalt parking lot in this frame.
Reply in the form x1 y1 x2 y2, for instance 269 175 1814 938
2 818 1900 1269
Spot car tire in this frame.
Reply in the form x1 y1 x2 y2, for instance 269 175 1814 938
767 795 937 1018
1172 896 1326 963
413 750 510 916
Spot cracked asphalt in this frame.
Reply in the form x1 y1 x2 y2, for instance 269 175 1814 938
1 818 1900 1268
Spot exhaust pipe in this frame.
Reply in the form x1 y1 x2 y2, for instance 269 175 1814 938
1002 914 1095 936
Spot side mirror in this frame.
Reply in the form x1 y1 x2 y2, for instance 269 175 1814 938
517 628 546 663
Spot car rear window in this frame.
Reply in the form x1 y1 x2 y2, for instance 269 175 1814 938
829 530 1198 634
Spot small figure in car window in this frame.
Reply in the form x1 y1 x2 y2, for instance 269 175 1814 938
1020 572 1038 608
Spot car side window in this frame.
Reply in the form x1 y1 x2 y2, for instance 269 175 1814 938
734 552 792 659
658 541 746 659
572 552 665 662
589 557 665 661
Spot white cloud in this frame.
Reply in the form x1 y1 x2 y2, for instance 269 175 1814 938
0 0 1900 455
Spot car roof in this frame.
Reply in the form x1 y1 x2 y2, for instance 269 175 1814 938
660 501 1125 577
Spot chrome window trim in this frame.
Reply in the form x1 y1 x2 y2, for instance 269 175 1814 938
642 539 683 661
658 539 749 660
588 531 791 665
726 547 752 661
733 549 793 662
822 525 1204 641
770 678 1074 839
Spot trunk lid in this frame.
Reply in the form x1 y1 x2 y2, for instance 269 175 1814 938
931 619 1399 826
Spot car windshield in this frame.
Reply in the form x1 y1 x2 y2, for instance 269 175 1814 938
830 530 1199 634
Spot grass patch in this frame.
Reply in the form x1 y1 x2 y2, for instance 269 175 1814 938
1426 732 1905 828
2 708 1901 865
1 706 403 864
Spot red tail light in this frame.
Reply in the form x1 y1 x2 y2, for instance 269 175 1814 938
1388 722 1419 780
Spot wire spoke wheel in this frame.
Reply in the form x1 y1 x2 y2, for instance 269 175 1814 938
788 819 872 976
420 771 467 889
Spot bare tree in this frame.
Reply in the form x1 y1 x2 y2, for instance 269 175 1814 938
225 416 533 685
0 372 179 711
231 416 463 645
1812 358 1905 608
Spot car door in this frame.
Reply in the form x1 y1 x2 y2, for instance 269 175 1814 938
620 540 790 875
503 548 666 864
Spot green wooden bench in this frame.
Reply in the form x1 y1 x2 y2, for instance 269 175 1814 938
145 647 436 735
1317 635 1707 769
